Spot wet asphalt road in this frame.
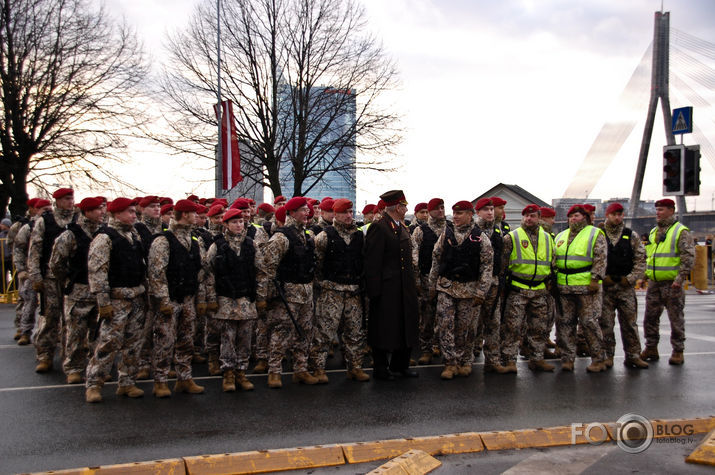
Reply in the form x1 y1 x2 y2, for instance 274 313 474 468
0 292 713 474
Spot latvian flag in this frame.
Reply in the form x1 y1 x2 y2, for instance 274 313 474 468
214 100 243 189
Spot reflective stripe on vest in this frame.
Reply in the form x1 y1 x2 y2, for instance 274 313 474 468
554 225 598 286
645 222 687 281
508 227 552 290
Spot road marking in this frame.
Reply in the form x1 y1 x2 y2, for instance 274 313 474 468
502 444 615 475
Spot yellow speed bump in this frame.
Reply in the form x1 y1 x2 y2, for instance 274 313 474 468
366 449 441 475
686 429 715 466
604 417 715 442
341 432 484 464
30 459 186 475
182 444 345 474
479 424 613 451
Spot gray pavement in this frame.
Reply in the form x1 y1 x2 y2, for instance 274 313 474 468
0 291 714 474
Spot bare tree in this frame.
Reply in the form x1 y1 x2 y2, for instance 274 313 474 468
157 0 401 198
0 0 148 217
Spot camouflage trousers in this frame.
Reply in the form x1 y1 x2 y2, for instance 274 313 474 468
18 278 38 337
62 297 99 376
600 285 642 359
153 295 197 383
205 310 221 359
14 286 24 329
470 283 502 365
253 308 271 360
557 293 604 362
34 278 63 362
268 299 313 374
194 307 206 354
310 288 365 371
435 292 480 366
417 276 438 354
501 289 550 363
218 318 255 371
643 281 686 352
138 298 156 372
85 296 146 388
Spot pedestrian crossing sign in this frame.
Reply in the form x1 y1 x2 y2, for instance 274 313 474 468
671 107 693 135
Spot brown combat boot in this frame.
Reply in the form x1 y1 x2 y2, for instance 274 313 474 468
153 382 172 398
603 357 614 369
292 371 319 385
174 379 204 394
66 373 83 384
267 372 282 388
208 354 221 376
528 359 555 372
501 361 518 374
561 361 574 372
168 369 177 378
640 346 659 361
35 358 52 373
253 359 268 374
586 359 606 373
135 368 150 380
222 370 236 392
624 356 649 369
192 353 207 364
116 385 144 398
543 349 559 360
13 329 21 341
17 334 30 346
484 362 510 374
347 368 370 382
417 353 432 365
313 369 329 384
432 347 441 357
457 365 473 377
440 365 458 380
668 351 684 365
546 338 556 349
236 371 254 391
85 386 103 403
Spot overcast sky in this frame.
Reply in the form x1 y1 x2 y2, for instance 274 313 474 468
101 0 715 211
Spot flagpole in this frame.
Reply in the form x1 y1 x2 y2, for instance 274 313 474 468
215 0 223 198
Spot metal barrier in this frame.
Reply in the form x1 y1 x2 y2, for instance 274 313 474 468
0 238 18 303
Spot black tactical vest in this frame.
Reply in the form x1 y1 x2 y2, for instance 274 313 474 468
487 226 503 276
309 223 324 236
214 235 256 300
134 222 160 258
605 227 635 278
438 226 482 283
63 223 94 292
275 226 315 284
101 227 146 288
323 226 363 285
164 231 201 302
263 221 273 236
418 224 439 276
40 211 75 277
193 227 214 251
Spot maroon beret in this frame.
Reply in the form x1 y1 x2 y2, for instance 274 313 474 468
107 197 135 213
139 195 160 208
222 208 243 223
333 199 353 213
174 199 199 213
160 204 174 216
196 205 208 214
362 204 376 215
78 197 103 212
214 198 228 207
475 198 493 211
567 204 588 217
605 202 624 214
26 198 39 208
414 202 428 212
159 197 173 206
207 204 224 217
427 198 444 212
274 195 286 204
34 199 51 209
230 198 250 210
452 200 474 212
275 206 287 223
539 207 556 218
285 197 308 212
258 203 275 213
52 188 74 199
377 200 386 211
319 199 335 211
490 197 507 206
655 198 675 209
95 196 107 204
583 204 596 213
522 204 540 215
187 194 199 202
198 198 207 205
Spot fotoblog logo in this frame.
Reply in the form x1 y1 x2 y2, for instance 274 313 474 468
614 413 653 454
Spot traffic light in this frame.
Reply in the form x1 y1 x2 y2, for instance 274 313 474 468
683 145 701 196
662 145 684 195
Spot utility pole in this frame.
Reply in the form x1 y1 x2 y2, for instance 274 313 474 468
627 11 686 226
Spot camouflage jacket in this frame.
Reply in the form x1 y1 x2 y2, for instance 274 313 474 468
258 215 313 304
28 206 77 281
12 218 36 274
557 221 607 294
140 215 164 235
602 222 646 285
7 219 26 251
88 218 146 307
411 216 448 288
50 214 102 301
651 215 696 286
148 220 207 306
428 218 493 299
314 220 361 293
204 228 265 320
476 216 506 285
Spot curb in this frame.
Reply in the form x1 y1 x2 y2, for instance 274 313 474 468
366 449 441 474
28 416 715 475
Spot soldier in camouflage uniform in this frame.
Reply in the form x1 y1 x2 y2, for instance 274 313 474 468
411 198 449 365
149 199 207 398
27 188 77 373
85 198 147 403
49 198 105 384
310 199 370 383
408 203 429 234
205 208 265 392
641 199 695 366
428 201 493 379
471 198 509 373
201 204 226 375
232 198 270 247
598 203 649 369
538 206 559 355
554 204 607 372
8 199 37 339
501 205 556 373
257 197 319 388
309 199 334 236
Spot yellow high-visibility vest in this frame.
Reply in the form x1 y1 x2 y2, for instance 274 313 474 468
508 227 553 290
645 222 687 281
554 225 599 286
